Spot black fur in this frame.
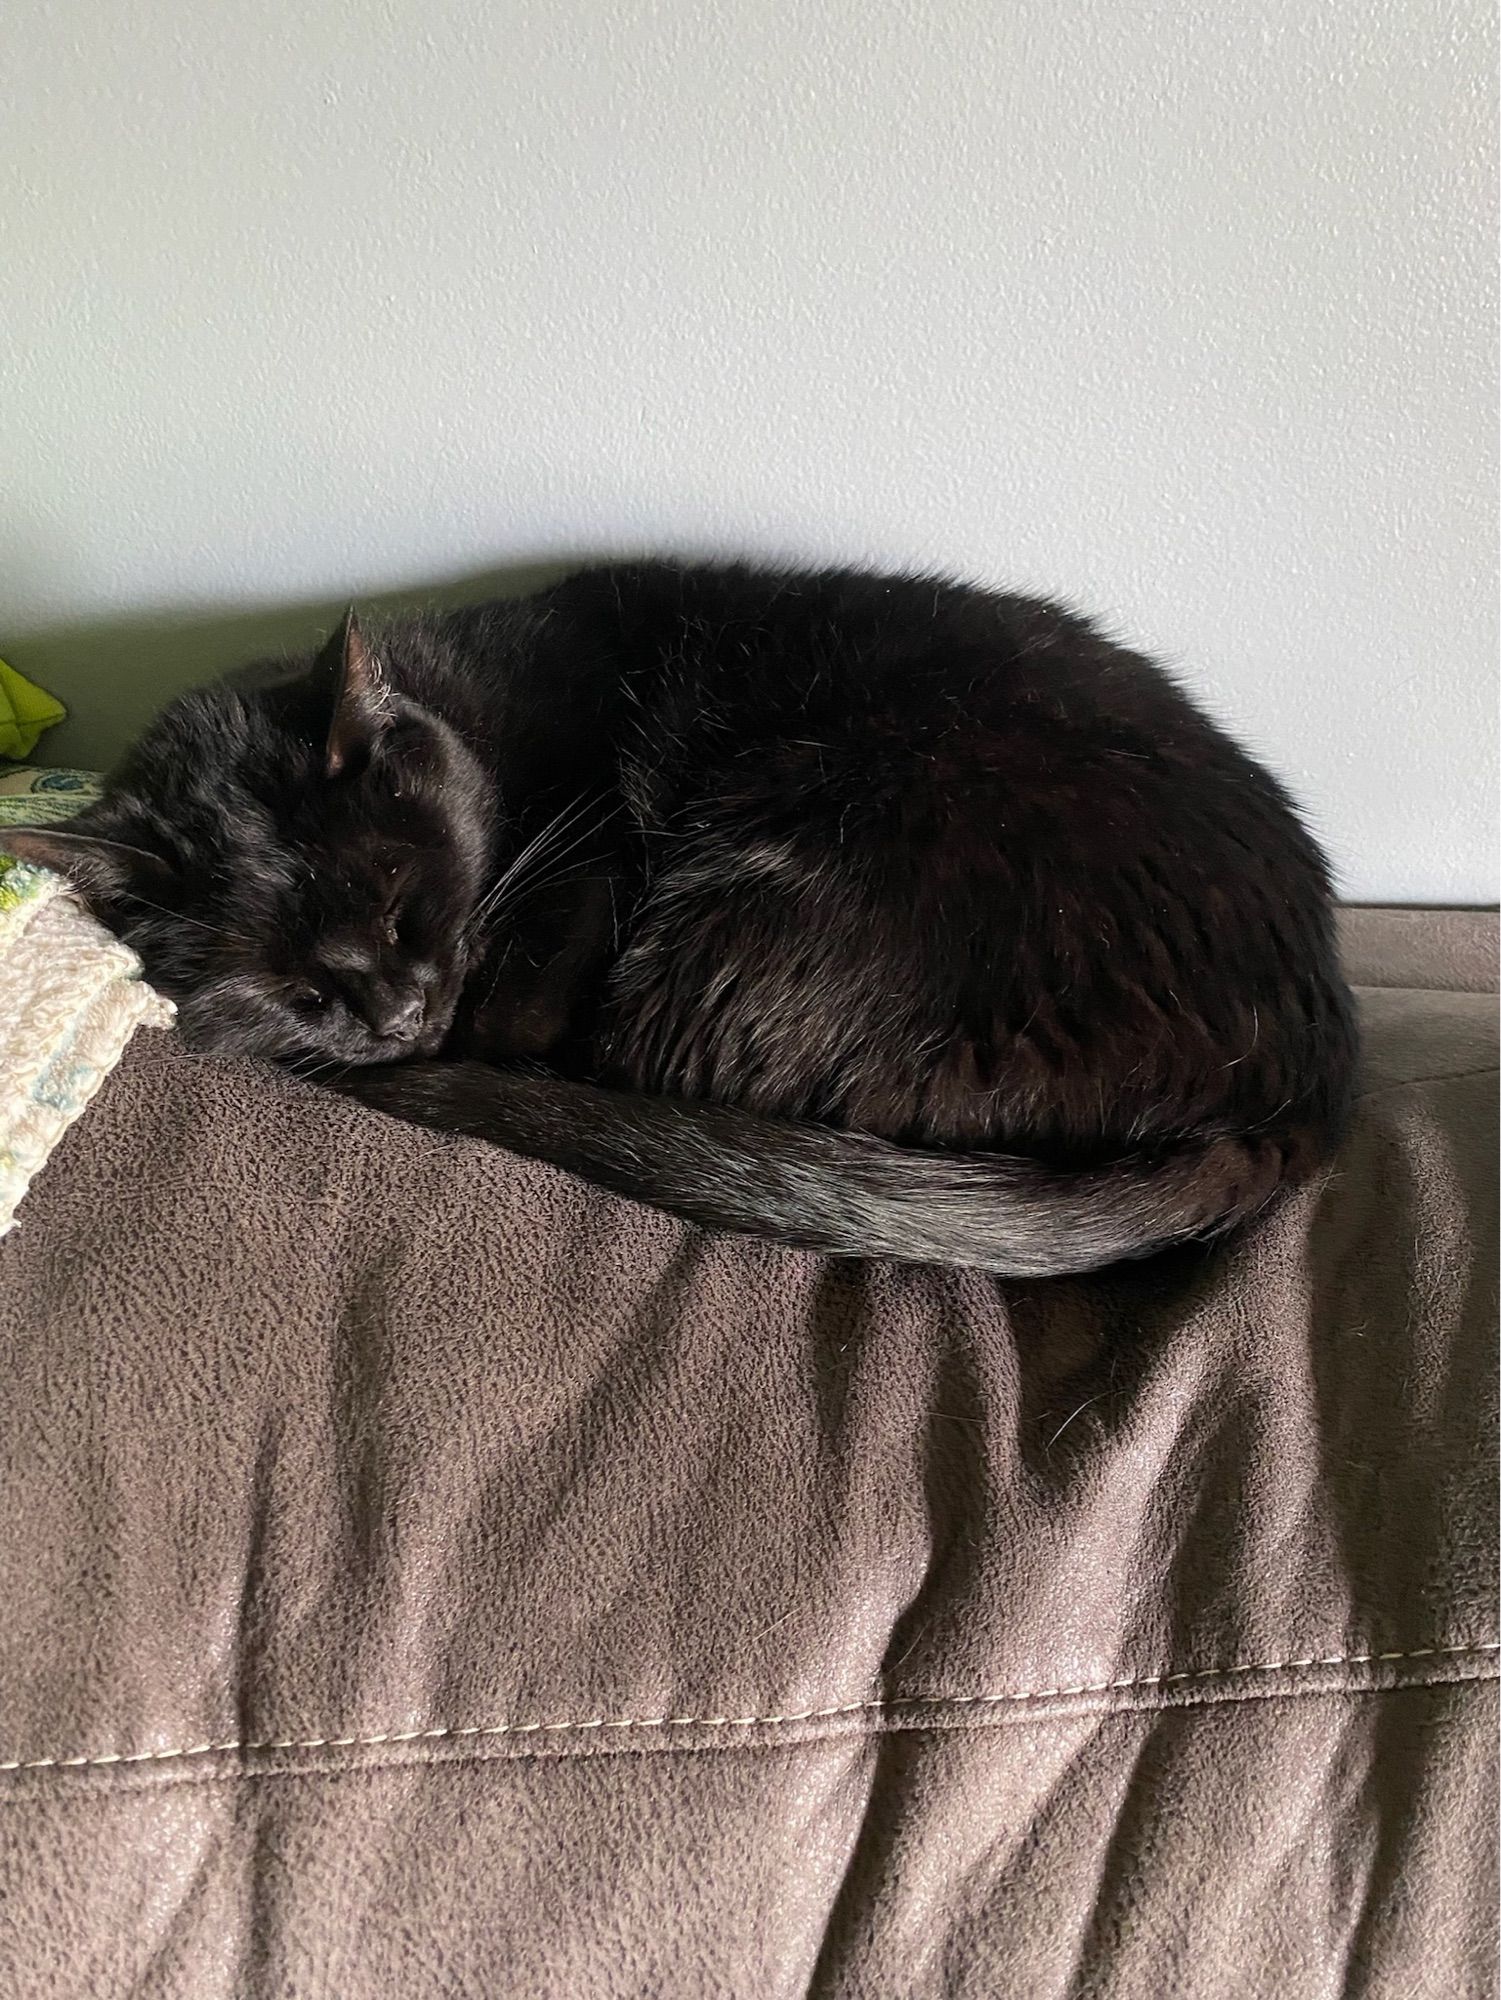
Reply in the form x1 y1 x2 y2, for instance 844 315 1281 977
4 562 1357 1275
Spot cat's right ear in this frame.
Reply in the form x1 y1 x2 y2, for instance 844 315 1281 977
0 826 174 907
311 607 390 779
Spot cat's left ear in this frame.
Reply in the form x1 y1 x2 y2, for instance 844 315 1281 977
312 607 390 779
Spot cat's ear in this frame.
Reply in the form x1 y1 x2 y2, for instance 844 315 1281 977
312 607 390 779
0 825 175 905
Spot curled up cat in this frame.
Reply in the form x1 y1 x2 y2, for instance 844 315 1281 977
2 562 1357 1277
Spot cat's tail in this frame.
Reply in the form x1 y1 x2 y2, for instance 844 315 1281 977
338 1063 1299 1277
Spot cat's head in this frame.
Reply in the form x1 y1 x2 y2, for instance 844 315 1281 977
2 612 495 1066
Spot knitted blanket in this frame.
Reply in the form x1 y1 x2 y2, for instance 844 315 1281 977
0 770 174 1234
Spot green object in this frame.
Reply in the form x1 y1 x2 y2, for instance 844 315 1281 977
0 660 66 760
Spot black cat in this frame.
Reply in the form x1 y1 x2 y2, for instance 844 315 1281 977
4 562 1357 1275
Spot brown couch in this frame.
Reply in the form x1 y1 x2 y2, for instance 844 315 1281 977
1 908 1495 1998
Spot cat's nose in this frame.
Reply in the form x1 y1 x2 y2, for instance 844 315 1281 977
367 985 427 1043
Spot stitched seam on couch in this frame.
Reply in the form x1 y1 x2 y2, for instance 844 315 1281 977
1 1639 1495 1778
1355 1064 1499 1100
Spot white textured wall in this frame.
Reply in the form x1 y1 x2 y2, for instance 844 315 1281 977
4 0 1495 901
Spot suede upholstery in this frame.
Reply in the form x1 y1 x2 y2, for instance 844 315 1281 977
0 909 1495 1998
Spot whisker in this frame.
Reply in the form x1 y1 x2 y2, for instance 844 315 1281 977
465 795 619 940
482 828 610 918
493 794 596 883
497 857 603 909
469 857 602 945
295 1059 358 1090
116 890 249 946
464 797 593 932
292 1058 342 1084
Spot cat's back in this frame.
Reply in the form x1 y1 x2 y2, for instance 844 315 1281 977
555 559 1192 725
560 556 1036 668
548 560 1270 828
557 561 1353 1160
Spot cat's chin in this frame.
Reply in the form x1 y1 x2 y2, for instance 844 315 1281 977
170 1018 454 1068
371 1025 451 1065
